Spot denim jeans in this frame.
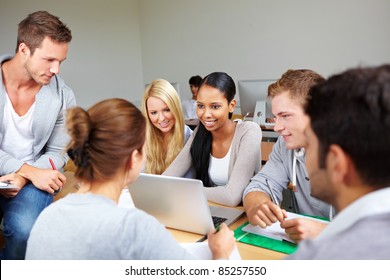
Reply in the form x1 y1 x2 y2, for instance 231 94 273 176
0 183 53 259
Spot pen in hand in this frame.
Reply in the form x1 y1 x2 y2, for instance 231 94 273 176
49 158 57 170
265 178 279 205
49 158 61 195
265 179 287 222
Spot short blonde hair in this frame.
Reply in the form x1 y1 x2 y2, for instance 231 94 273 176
142 79 185 174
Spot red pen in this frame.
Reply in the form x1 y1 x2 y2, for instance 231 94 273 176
49 158 60 195
49 158 57 170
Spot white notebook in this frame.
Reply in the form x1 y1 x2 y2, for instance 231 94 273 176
0 182 18 189
242 211 329 243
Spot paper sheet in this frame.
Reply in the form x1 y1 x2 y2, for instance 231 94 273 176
242 211 329 244
0 182 19 189
242 223 296 243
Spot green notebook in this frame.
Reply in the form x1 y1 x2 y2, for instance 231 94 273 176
234 222 298 255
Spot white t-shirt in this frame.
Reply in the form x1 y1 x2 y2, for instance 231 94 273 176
209 146 231 186
1 94 35 163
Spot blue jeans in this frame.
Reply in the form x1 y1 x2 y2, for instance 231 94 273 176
0 183 53 259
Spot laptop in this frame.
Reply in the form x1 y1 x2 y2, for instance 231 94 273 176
128 173 245 235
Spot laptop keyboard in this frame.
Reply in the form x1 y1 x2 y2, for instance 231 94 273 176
212 216 227 228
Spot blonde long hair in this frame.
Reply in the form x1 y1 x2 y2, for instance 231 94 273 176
142 79 185 174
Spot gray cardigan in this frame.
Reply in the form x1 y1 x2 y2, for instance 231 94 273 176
0 54 77 174
164 120 262 206
244 136 332 219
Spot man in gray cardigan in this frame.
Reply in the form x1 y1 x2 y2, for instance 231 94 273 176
243 69 332 243
0 11 76 259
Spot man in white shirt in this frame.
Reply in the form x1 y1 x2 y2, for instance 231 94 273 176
182 75 202 120
287 64 390 259
0 11 76 259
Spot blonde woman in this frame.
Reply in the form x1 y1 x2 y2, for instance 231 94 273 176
142 79 192 174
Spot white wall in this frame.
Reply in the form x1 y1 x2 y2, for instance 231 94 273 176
140 0 390 101
1 0 389 108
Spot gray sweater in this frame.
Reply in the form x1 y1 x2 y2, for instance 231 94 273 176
244 137 332 219
286 187 390 259
26 193 194 260
0 54 77 173
164 120 262 206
